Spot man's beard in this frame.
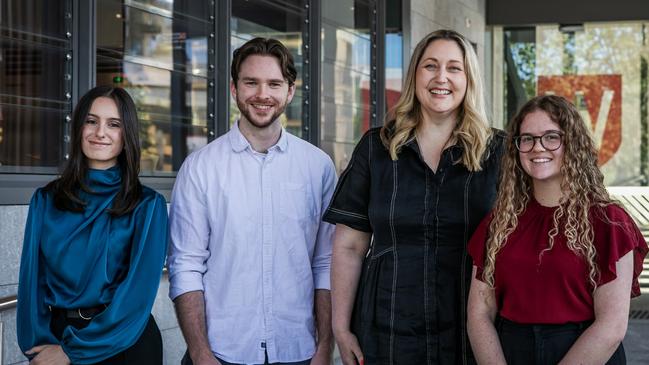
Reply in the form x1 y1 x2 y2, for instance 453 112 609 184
237 97 288 129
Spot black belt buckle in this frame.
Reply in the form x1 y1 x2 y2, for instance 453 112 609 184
75 304 107 320
77 307 95 320
52 304 107 321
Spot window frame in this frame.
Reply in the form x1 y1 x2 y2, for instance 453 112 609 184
0 0 394 204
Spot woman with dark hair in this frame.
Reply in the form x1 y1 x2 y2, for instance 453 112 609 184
17 85 168 365
324 30 504 364
467 95 648 364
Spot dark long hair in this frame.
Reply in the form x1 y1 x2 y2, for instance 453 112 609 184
46 85 142 216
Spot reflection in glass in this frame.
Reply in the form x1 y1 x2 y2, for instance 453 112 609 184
503 28 536 121
98 0 210 75
138 119 207 172
121 0 211 21
500 22 649 185
320 0 371 173
0 0 71 172
0 0 68 40
0 39 69 103
97 58 207 125
385 0 403 114
0 106 66 173
96 0 211 175
231 0 305 138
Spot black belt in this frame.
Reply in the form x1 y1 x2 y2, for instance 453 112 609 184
51 304 108 320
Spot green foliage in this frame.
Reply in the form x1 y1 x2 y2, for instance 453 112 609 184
509 42 536 99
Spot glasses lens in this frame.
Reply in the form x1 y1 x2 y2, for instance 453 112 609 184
541 133 562 151
516 135 534 152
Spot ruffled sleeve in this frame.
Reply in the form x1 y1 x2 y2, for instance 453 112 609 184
593 204 649 297
322 129 376 232
17 189 60 356
60 190 168 363
467 212 493 281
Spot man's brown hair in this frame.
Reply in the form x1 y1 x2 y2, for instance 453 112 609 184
231 37 297 86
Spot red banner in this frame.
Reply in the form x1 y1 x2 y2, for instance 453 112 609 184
537 75 622 165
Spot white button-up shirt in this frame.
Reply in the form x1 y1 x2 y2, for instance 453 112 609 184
168 122 336 364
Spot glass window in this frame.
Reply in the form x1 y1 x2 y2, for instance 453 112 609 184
502 28 536 122
96 0 213 175
498 22 649 185
320 0 371 173
231 0 306 138
385 0 403 113
119 0 211 20
0 0 72 173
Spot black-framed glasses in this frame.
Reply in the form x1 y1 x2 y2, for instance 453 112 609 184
513 131 564 153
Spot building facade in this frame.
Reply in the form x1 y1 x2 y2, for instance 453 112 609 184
4 0 649 363
0 0 488 364
6 0 648 364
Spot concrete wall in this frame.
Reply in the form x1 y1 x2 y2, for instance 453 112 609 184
1 205 28 365
408 0 487 67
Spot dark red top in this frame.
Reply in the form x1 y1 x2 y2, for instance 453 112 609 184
468 198 648 324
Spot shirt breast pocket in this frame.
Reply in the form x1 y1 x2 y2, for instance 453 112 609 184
279 182 316 221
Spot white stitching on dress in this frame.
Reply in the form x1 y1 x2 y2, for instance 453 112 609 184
460 172 473 365
423 168 432 364
432 170 446 363
388 161 399 365
372 246 394 259
327 207 369 220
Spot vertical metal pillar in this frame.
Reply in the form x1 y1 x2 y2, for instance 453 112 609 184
215 0 232 137
304 0 321 145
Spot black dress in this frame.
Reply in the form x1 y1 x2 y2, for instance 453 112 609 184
324 127 505 365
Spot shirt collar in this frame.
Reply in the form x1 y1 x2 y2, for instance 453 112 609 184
404 135 420 154
404 134 464 161
229 120 289 153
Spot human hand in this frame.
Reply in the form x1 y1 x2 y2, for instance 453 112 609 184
334 330 364 365
27 344 70 365
310 343 333 365
191 351 222 365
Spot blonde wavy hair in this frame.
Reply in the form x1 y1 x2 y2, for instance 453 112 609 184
380 29 492 171
482 95 613 289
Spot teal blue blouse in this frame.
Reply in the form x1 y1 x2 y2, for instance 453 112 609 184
17 166 168 364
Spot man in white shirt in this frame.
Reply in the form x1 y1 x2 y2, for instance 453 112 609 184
167 38 336 365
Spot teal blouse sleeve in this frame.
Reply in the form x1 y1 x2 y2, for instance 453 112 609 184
17 189 60 354
60 191 168 363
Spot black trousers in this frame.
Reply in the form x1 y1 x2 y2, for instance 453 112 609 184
497 317 626 365
50 310 163 365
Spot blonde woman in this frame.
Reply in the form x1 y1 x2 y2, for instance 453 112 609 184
324 30 504 364
467 95 648 364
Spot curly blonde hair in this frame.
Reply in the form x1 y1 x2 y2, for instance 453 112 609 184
380 29 492 171
482 95 613 289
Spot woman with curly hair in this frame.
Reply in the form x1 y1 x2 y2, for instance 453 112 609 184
324 29 505 364
467 95 648 364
